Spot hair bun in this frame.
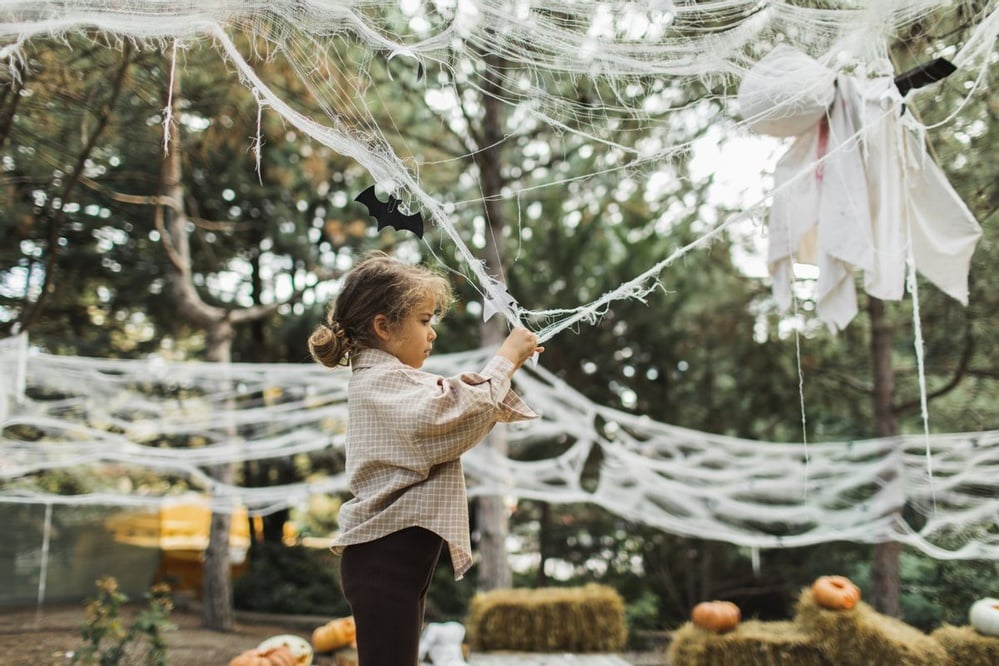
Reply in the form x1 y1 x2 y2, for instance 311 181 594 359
310 319 352 368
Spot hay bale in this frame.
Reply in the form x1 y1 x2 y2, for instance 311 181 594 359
465 584 627 652
931 624 999 666
666 620 832 666
794 588 949 665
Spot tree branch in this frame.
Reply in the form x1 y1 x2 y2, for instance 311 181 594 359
814 369 874 396
77 173 251 233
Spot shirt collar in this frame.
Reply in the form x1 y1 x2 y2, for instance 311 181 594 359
351 347 402 370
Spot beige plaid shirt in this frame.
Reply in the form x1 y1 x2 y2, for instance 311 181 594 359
331 348 538 579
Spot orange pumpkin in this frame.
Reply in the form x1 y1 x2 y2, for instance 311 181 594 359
811 575 861 610
312 615 357 653
691 600 741 633
227 645 298 666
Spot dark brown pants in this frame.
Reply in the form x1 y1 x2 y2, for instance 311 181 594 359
340 526 444 666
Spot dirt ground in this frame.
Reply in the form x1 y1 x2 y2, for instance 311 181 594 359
0 603 338 666
0 604 670 665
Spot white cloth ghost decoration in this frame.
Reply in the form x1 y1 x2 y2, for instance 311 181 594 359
740 46 981 332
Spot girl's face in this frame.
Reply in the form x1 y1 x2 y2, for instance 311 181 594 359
384 296 438 369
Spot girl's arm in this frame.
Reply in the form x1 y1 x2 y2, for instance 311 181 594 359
374 356 537 466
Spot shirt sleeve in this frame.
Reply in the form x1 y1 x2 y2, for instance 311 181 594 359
454 356 538 424
371 355 538 467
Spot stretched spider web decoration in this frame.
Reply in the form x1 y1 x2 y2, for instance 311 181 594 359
2 334 997 563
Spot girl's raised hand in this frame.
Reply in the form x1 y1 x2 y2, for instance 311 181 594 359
497 327 544 369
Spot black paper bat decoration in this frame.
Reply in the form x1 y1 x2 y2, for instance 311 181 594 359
355 185 424 239
894 57 956 97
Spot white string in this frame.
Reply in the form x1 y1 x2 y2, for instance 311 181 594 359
162 39 179 153
530 204 757 344
897 100 937 510
253 91 264 184
792 284 810 498
906 233 936 510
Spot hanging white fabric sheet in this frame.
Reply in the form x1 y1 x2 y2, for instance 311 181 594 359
746 49 982 331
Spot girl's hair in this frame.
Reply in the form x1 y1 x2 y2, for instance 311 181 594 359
308 251 453 368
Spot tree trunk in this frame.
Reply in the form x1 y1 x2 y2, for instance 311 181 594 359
160 75 234 632
473 48 513 592
475 223 512 591
200 320 237 631
477 262 509 591
868 297 901 616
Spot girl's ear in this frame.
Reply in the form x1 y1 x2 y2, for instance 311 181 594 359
372 314 392 342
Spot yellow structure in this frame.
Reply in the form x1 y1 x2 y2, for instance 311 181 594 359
106 500 252 596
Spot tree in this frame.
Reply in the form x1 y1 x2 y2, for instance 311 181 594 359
470 46 518 591
1 33 365 627
863 2 998 615
0 37 148 351
157 75 279 630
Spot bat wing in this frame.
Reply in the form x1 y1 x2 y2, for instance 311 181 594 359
355 185 388 219
894 58 956 97
354 185 424 239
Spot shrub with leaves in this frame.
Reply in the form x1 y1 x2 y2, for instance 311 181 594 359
233 542 351 616
72 576 175 666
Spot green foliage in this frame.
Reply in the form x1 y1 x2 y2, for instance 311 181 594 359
232 543 350 616
73 576 174 666
898 549 999 632
0 34 371 360
624 589 662 634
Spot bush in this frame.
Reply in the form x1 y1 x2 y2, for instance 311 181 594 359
73 576 174 666
233 543 350 616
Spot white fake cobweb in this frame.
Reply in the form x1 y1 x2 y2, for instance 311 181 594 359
1 0 996 337
2 334 997 562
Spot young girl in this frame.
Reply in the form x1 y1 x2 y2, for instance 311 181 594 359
308 251 542 666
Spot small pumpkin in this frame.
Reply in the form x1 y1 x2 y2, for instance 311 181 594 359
969 597 999 637
312 616 357 653
811 575 861 610
256 634 313 666
227 645 298 666
691 600 741 633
